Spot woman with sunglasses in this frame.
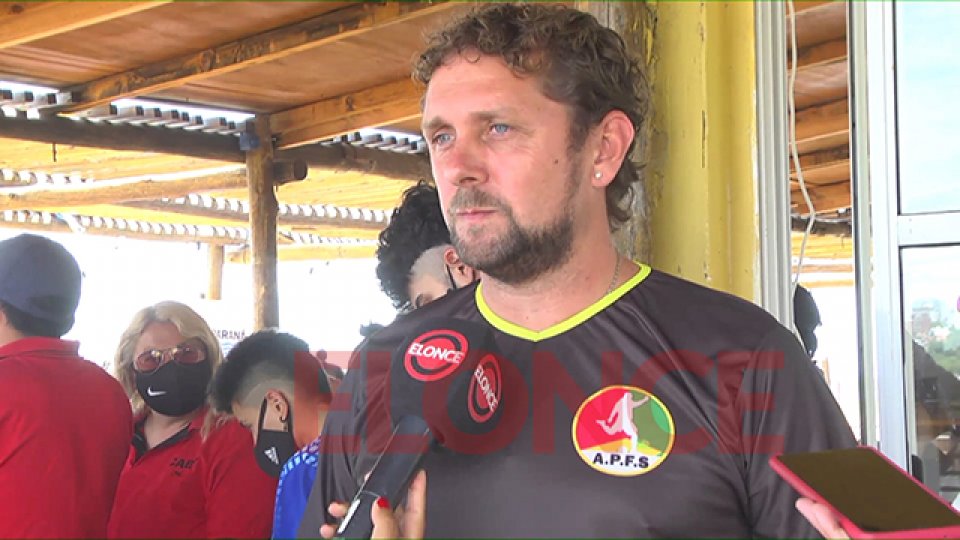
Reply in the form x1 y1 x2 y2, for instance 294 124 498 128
107 301 277 539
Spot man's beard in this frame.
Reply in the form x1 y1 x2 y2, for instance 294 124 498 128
447 163 581 286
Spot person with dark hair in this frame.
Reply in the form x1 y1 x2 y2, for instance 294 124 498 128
359 322 385 340
375 180 476 311
319 358 346 386
0 234 132 537
210 329 339 539
307 4 855 539
794 285 822 358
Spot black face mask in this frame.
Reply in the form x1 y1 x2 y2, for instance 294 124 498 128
135 359 212 417
446 264 459 294
254 398 298 477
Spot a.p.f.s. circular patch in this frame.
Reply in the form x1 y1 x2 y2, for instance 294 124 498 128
571 385 675 477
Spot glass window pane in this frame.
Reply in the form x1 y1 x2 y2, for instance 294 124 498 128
902 246 960 505
895 2 960 214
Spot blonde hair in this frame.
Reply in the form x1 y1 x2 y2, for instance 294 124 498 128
114 301 224 437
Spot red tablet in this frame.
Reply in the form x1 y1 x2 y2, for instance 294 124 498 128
771 446 960 539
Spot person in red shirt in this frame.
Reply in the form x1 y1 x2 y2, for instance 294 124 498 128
0 233 133 538
108 301 277 539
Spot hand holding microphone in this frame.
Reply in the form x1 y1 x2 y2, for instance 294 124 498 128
321 470 427 540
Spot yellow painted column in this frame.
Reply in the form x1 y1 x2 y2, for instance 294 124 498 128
645 1 759 301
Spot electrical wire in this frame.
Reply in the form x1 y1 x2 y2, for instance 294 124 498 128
788 0 818 295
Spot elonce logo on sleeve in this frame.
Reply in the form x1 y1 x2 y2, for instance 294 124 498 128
572 386 675 477
404 329 468 382
468 353 501 423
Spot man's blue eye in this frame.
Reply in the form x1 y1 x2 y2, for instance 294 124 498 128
491 124 510 135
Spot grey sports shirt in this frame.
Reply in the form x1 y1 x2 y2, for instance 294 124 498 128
299 265 855 538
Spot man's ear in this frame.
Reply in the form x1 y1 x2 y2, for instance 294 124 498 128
591 110 635 188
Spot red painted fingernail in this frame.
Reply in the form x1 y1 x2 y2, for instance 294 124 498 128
376 497 390 509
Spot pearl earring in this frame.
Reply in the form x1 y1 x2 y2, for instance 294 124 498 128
594 171 602 179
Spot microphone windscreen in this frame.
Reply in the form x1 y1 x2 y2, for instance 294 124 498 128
390 318 506 445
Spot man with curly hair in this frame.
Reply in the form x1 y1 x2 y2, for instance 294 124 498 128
375 180 476 311
306 4 855 538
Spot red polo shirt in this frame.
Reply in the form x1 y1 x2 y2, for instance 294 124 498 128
0 337 133 538
108 408 277 539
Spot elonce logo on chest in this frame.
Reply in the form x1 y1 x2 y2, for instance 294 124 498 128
404 329 468 382
572 386 675 477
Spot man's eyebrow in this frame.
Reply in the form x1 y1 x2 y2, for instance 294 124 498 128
422 116 448 134
422 108 520 133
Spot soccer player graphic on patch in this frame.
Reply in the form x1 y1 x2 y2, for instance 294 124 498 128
572 386 676 478
596 392 650 453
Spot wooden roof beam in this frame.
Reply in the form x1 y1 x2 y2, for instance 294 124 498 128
790 160 849 185
227 243 377 264
793 245 853 258
0 1 172 50
790 145 849 173
792 262 854 274
0 168 35 187
122 198 387 231
0 210 247 245
0 112 243 162
791 181 850 214
795 99 849 154
788 1 847 51
0 168 247 210
790 146 850 187
271 79 422 149
797 279 854 289
788 1 836 16
60 2 453 113
0 113 430 181
0 210 373 250
789 38 847 72
277 143 432 182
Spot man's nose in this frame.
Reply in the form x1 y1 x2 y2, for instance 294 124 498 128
434 137 487 188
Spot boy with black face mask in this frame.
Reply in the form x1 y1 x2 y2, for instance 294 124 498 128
210 330 336 539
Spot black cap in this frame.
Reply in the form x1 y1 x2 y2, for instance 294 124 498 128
0 234 81 332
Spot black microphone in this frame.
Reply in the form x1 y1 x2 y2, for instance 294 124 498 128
335 318 505 539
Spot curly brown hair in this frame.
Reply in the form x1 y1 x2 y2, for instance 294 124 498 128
413 3 647 230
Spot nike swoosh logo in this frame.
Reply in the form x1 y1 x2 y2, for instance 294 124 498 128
146 387 167 397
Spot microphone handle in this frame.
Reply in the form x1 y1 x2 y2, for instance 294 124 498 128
335 415 433 539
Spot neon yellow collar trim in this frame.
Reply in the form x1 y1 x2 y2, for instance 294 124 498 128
475 262 652 342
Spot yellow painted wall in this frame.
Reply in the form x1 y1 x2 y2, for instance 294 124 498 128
645 1 759 301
